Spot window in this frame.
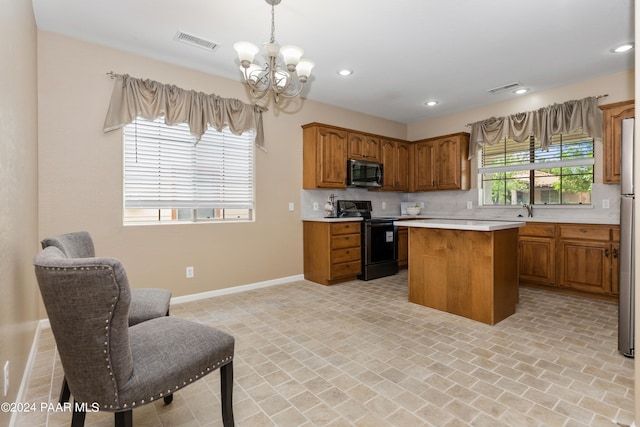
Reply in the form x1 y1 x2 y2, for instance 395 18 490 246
123 117 255 224
479 130 594 206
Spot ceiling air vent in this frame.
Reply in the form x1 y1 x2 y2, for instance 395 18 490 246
174 31 220 52
487 82 522 94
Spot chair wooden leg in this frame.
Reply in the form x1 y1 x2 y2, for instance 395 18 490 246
59 376 71 404
220 361 234 427
163 394 173 404
114 410 133 427
71 403 85 427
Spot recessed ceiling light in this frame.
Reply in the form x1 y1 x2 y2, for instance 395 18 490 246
337 69 353 77
612 43 634 53
513 88 529 95
425 100 439 107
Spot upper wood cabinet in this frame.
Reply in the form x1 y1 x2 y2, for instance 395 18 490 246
348 132 381 162
380 138 410 191
302 123 469 193
303 123 348 189
600 100 634 184
412 132 470 191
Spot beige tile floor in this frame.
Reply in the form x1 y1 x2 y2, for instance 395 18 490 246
15 271 635 426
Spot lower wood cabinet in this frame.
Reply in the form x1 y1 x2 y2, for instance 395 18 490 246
397 227 408 268
518 222 620 301
303 221 361 285
518 223 556 286
557 225 619 296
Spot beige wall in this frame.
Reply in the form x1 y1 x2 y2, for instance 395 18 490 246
4 16 636 423
0 0 40 424
408 70 635 187
408 70 634 140
36 31 406 301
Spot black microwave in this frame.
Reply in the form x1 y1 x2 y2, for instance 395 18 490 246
347 159 383 188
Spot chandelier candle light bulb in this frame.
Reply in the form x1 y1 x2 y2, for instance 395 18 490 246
233 0 314 103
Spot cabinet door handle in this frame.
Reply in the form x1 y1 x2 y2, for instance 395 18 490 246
605 248 610 257
613 248 619 258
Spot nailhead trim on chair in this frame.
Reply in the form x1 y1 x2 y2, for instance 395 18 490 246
37 265 233 412
38 265 122 409
106 356 234 410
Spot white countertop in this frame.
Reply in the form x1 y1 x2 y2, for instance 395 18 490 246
302 215 618 225
301 217 362 222
401 215 618 225
394 219 526 231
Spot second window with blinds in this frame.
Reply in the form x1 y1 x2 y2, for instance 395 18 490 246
479 130 594 206
123 117 255 224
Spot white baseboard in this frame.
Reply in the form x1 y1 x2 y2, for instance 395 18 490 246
171 274 305 305
14 273 305 427
10 319 49 427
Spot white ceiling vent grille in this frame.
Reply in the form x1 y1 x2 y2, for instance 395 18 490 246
487 82 522 94
174 31 220 52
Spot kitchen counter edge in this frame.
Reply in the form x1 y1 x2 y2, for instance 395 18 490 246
395 219 526 231
301 217 363 223
302 216 618 225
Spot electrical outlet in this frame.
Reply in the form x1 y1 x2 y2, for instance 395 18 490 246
467 201 473 209
602 199 610 209
313 202 319 211
288 202 295 211
3 361 8 397
186 266 194 278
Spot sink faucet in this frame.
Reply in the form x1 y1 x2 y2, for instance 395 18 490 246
523 204 533 217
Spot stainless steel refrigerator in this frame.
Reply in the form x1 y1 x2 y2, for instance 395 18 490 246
619 117 635 358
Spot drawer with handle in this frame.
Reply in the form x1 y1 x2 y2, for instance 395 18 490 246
559 225 612 241
332 260 362 278
331 233 360 249
331 247 360 264
331 222 361 235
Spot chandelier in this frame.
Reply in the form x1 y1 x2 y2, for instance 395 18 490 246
233 0 315 103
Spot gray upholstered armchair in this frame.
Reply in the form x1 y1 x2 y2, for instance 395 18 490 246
41 231 172 403
34 246 235 427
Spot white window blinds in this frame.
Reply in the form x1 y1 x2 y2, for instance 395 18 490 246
479 130 594 174
123 118 255 210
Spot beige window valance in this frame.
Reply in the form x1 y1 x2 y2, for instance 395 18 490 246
468 96 602 159
103 73 267 150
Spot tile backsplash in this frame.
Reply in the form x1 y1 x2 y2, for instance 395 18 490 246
301 183 620 224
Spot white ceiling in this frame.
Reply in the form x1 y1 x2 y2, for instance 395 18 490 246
32 0 634 124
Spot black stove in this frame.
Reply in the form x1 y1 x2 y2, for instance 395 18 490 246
370 216 400 222
336 200 398 280
336 200 373 219
336 201 398 221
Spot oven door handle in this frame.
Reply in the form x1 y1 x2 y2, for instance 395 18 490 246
367 222 395 228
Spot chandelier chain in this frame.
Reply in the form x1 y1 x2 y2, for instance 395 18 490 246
270 2 276 44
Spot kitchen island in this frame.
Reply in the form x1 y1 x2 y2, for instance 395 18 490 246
395 219 525 325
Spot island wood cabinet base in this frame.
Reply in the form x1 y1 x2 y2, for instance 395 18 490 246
408 227 519 325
